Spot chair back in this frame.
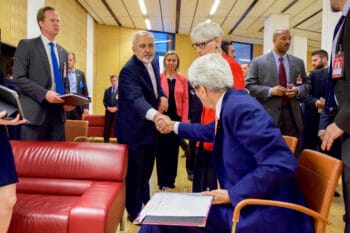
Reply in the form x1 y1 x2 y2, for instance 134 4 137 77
82 114 115 138
282 135 298 153
295 149 343 233
65 120 88 142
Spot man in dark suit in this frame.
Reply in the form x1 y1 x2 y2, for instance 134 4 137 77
143 53 313 233
65 52 89 120
301 50 329 150
103 75 118 143
246 28 309 152
115 31 168 222
321 1 350 232
13 6 70 141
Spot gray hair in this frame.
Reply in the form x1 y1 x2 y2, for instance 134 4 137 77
188 54 233 91
190 21 224 42
132 31 154 47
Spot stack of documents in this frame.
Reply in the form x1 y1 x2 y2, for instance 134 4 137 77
135 192 213 227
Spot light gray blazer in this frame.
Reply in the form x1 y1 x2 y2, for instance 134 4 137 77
245 52 309 134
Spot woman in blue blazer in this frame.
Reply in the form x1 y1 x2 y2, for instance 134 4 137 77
140 54 314 233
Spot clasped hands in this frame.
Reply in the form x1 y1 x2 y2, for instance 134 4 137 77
154 114 174 134
271 84 297 98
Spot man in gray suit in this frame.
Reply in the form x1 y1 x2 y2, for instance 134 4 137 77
13 6 70 141
66 52 89 120
246 28 309 146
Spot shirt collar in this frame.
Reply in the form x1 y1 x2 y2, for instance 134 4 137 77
343 0 350 16
215 91 226 120
41 35 55 46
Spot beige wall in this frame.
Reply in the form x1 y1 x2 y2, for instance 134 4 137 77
0 0 27 47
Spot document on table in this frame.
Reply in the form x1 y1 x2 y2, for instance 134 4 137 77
134 192 213 227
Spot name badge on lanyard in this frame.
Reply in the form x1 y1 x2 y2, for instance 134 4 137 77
332 50 344 79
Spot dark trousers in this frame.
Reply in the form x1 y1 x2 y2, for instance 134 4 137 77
22 104 65 141
341 135 350 233
66 107 82 120
126 142 156 220
103 110 116 142
193 145 217 192
156 132 180 188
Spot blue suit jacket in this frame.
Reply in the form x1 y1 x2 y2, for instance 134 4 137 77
178 89 313 233
116 55 165 145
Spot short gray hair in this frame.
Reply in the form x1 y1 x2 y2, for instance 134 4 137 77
190 21 224 42
188 54 233 91
132 31 154 47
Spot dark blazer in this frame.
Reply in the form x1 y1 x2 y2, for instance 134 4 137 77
301 68 328 148
73 69 89 112
115 55 165 145
334 13 350 134
103 86 118 109
13 36 68 125
178 89 313 233
246 52 309 134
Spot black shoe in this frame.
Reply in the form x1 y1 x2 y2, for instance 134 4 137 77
334 191 341 197
127 214 137 223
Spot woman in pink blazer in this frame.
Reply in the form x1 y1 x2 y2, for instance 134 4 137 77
156 50 189 190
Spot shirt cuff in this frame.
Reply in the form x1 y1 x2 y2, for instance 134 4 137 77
146 108 158 121
174 122 180 134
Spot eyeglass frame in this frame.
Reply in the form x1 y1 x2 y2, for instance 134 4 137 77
192 37 217 50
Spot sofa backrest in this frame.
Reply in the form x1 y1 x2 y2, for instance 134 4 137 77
11 141 128 195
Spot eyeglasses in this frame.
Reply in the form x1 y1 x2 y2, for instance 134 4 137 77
192 37 216 50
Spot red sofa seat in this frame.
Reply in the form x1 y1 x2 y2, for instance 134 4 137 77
8 141 128 233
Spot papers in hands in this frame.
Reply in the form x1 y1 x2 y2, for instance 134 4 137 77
135 192 213 227
59 93 91 106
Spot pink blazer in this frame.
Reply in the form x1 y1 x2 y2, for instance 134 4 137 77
160 73 189 122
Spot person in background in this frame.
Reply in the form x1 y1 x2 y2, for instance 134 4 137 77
145 53 314 233
0 69 27 233
156 50 189 190
221 40 236 60
65 52 89 120
189 21 245 192
321 0 350 232
246 28 309 155
103 75 118 143
115 31 168 222
241 62 250 79
13 6 71 141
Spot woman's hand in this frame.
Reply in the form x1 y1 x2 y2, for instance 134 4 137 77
0 110 28 125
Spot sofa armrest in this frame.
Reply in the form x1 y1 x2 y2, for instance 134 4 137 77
68 181 126 233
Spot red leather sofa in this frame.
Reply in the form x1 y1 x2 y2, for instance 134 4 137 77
8 141 128 233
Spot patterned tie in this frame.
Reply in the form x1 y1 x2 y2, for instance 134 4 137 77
49 42 64 94
279 57 288 106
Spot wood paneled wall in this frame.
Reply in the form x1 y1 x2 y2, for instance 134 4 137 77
0 0 27 46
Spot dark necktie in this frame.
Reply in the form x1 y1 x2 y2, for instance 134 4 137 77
49 42 64 94
279 57 288 106
325 15 346 114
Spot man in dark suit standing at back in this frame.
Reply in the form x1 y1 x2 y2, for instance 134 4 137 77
103 75 118 143
66 52 89 120
115 31 168 222
246 28 309 153
301 50 329 150
13 6 70 141
321 0 350 232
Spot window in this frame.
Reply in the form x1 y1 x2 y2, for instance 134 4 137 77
150 31 175 72
233 42 252 64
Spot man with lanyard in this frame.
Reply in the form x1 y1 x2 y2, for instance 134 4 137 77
321 0 350 232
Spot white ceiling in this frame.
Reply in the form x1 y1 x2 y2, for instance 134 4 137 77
77 0 323 51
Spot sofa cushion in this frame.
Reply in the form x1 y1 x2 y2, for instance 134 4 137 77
9 193 79 233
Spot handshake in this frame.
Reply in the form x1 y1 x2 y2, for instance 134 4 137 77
154 113 175 134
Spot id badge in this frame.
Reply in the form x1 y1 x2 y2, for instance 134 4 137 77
332 53 344 79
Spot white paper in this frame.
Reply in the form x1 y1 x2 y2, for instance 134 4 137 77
138 192 213 219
